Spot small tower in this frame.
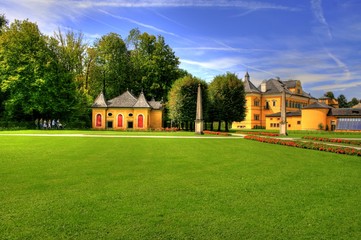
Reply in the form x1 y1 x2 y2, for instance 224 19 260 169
244 71 250 82
195 83 204 134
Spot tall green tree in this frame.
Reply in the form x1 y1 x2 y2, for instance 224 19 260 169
50 29 92 126
91 33 129 99
337 94 349 108
0 20 85 123
0 20 53 120
0 14 8 31
324 91 335 99
349 97 360 107
208 72 246 132
168 75 208 130
129 29 181 101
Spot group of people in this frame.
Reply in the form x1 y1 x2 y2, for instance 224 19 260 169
35 118 63 130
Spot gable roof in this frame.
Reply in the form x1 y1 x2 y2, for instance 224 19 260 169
329 108 361 117
148 99 163 110
302 101 332 109
266 111 301 117
92 91 107 108
258 79 293 95
107 90 138 108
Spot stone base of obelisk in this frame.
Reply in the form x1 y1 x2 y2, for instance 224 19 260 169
195 120 204 134
280 123 287 136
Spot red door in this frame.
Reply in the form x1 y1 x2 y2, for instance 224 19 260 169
96 114 102 127
117 114 123 127
138 115 143 128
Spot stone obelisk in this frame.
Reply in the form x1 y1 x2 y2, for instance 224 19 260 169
280 89 287 136
195 83 204 134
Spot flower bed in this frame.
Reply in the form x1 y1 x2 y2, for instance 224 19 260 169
302 136 361 146
244 135 361 156
203 130 231 136
238 131 280 137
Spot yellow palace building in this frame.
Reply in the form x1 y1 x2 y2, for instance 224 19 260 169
91 90 163 130
232 72 361 131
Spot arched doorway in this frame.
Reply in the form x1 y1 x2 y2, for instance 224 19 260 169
138 114 144 128
96 114 102 127
117 114 123 128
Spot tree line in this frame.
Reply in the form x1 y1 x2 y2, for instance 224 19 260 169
323 92 360 108
0 14 247 130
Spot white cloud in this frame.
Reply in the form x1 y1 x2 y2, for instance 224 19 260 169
72 0 299 10
310 81 361 91
99 9 180 38
310 0 332 39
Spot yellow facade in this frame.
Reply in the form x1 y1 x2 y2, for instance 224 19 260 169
91 91 163 130
92 108 163 130
266 115 302 131
233 73 316 130
301 108 329 130
232 94 314 130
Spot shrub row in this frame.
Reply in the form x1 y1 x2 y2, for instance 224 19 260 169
239 131 280 137
244 135 361 156
302 136 361 146
203 130 231 136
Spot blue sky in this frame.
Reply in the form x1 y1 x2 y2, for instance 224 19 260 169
2 0 361 100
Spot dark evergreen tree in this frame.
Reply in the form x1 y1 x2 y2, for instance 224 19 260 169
208 72 246 132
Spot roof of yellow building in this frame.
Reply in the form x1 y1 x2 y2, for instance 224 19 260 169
92 91 107 108
92 90 163 110
266 111 301 117
302 101 332 109
329 108 361 116
352 102 361 108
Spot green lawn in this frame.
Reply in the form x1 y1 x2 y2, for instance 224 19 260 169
1 134 361 239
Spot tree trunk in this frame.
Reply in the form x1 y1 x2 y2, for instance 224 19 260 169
225 121 229 132
217 121 221 131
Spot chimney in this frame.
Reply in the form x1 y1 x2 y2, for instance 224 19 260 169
261 80 267 93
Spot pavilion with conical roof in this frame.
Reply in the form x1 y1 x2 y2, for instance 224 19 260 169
91 90 163 130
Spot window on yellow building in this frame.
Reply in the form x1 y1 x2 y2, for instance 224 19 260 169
297 121 301 125
273 100 276 107
254 114 260 120
254 99 260 106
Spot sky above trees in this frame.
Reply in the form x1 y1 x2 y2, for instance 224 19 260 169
1 0 361 99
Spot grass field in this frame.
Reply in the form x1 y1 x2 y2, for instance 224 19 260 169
1 133 361 239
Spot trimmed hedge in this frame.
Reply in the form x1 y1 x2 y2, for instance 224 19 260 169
244 135 361 156
302 136 361 146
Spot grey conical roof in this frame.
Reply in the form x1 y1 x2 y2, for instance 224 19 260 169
133 92 151 108
92 91 107 107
